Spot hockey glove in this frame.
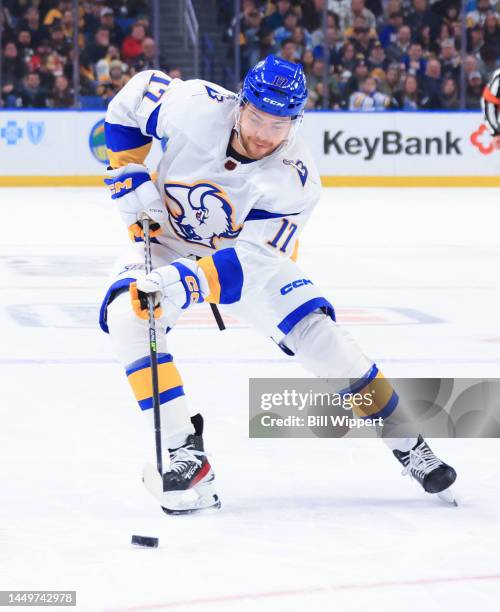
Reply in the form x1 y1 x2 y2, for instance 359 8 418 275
104 163 168 240
131 259 206 321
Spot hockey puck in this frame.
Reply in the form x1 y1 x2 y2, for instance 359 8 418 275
131 535 159 548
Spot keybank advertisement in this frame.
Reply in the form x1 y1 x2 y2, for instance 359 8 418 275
0 110 498 178
302 111 500 176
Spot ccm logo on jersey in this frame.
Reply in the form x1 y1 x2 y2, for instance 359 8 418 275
280 278 313 295
108 178 133 196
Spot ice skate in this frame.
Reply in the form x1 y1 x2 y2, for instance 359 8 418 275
143 434 221 515
393 435 457 505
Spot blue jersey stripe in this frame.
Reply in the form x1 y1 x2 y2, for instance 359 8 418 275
104 121 152 152
146 105 161 139
212 249 244 303
245 208 302 221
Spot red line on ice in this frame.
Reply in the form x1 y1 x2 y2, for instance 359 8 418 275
104 574 500 611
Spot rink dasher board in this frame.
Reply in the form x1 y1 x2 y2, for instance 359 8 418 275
0 110 499 187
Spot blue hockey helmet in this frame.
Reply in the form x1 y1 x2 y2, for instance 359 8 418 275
241 55 308 118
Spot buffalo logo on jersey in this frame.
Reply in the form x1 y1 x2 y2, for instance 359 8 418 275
164 181 243 249
283 159 308 187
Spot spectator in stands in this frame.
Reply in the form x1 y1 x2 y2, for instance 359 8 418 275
18 71 48 108
312 25 342 63
348 17 378 57
291 25 313 58
478 44 499 76
368 40 388 72
439 38 460 81
1 42 25 107
17 6 47 47
96 44 122 80
121 22 146 63
279 38 298 62
274 11 299 45
379 61 402 100
406 0 441 39
378 10 404 48
49 24 72 58
257 25 279 58
300 0 325 32
328 0 351 32
345 0 377 31
133 37 157 72
403 42 426 76
415 24 431 54
345 56 370 97
467 23 484 55
439 76 459 109
307 57 326 89
240 3 265 72
49 74 74 108
43 1 71 27
16 30 34 63
463 53 481 79
264 0 293 30
466 0 496 27
310 10 338 47
483 12 500 54
82 1 101 37
301 48 315 78
419 57 442 107
99 7 124 47
397 73 420 109
349 75 390 110
465 70 484 109
338 40 357 72
96 58 130 107
385 25 412 63
85 27 111 65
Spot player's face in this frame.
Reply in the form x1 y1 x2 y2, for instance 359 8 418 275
239 104 292 159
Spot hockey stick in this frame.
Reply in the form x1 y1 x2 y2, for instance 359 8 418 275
142 218 163 476
195 256 225 331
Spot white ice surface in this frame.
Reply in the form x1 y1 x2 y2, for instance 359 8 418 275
1 187 499 612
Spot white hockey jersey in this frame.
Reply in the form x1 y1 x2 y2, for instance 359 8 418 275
104 70 322 304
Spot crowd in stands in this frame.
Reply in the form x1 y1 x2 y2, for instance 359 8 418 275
2 0 498 110
230 0 500 110
0 0 177 108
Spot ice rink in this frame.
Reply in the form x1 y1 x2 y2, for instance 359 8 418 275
1 186 500 612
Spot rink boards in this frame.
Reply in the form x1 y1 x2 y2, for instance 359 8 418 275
0 110 499 187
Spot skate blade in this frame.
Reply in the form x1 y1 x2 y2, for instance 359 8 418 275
162 497 221 516
437 486 458 506
142 463 221 515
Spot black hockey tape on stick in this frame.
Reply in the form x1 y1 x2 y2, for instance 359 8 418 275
209 303 226 331
195 256 226 331
142 218 163 476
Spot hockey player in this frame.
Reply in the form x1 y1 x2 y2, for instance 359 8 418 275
100 55 457 514
482 67 500 148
